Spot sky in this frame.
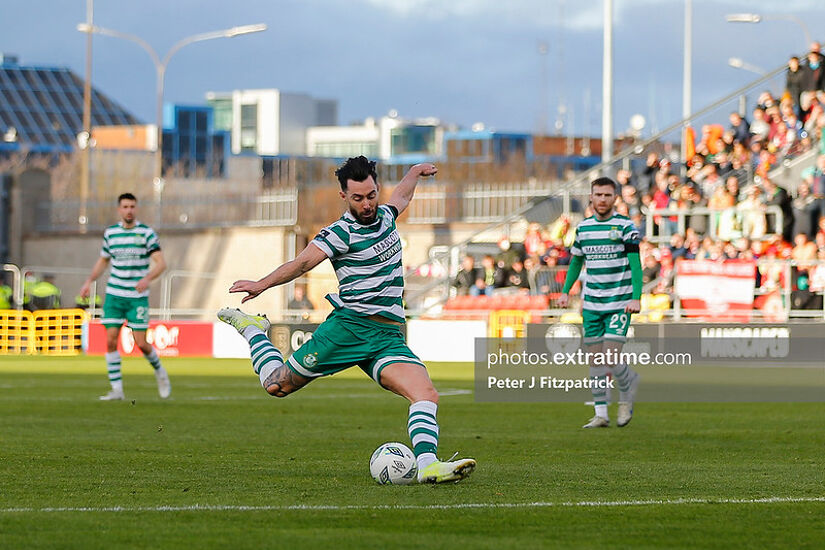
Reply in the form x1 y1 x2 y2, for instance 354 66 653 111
2 0 824 138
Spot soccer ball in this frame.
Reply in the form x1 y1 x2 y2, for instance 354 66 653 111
369 442 418 485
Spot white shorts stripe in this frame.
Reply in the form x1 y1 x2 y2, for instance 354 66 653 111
370 355 424 382
287 356 322 378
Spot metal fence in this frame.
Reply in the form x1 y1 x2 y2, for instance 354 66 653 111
644 205 784 244
34 188 298 233
4 260 825 322
461 182 557 223
405 180 591 225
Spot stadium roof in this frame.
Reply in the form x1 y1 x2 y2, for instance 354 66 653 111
0 57 141 153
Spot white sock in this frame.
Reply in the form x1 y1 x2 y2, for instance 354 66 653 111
143 347 163 370
613 363 635 395
259 362 278 388
590 365 609 419
105 351 123 391
408 400 439 469
242 326 265 342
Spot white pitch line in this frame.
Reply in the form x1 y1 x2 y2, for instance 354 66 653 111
0 389 472 402
175 389 471 400
2 496 823 514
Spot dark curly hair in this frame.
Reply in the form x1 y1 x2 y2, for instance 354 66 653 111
335 156 378 191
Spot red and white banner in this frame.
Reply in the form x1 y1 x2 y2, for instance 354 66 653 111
675 260 756 321
86 321 214 356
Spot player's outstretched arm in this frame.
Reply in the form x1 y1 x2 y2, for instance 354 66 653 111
387 163 437 216
79 257 110 298
229 243 327 303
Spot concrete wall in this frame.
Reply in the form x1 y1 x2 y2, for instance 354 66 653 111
20 219 501 317
21 226 291 318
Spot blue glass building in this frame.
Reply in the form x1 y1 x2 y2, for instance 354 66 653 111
161 104 229 178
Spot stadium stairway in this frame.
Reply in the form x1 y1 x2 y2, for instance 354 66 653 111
768 145 818 195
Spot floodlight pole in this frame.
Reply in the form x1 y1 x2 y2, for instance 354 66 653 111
601 0 613 168
79 0 94 232
682 0 692 174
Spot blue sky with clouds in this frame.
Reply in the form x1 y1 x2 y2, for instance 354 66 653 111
2 0 824 137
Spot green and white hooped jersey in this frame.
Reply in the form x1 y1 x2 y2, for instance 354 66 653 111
570 213 639 312
100 221 161 299
311 204 405 323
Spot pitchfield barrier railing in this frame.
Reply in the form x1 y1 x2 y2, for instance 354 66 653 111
645 205 784 244
3 260 824 323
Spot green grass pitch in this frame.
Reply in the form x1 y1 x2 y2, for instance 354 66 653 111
0 356 823 549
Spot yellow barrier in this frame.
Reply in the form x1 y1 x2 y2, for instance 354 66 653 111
558 294 671 325
0 309 85 355
0 309 34 354
488 309 533 338
488 310 532 356
33 309 85 356
635 294 670 323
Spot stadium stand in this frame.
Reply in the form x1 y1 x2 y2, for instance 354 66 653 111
431 58 825 319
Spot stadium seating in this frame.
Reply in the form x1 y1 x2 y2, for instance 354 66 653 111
444 294 550 311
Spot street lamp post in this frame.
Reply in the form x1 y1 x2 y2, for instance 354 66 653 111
682 0 692 180
725 13 812 49
602 0 613 167
728 57 767 76
76 22 266 226
79 0 94 233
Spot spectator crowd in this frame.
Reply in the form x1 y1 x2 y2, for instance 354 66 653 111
453 42 825 311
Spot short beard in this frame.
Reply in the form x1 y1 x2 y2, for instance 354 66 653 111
593 204 614 217
351 208 376 225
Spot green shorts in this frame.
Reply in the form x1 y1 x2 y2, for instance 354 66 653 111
286 308 425 384
101 294 150 331
582 309 631 345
